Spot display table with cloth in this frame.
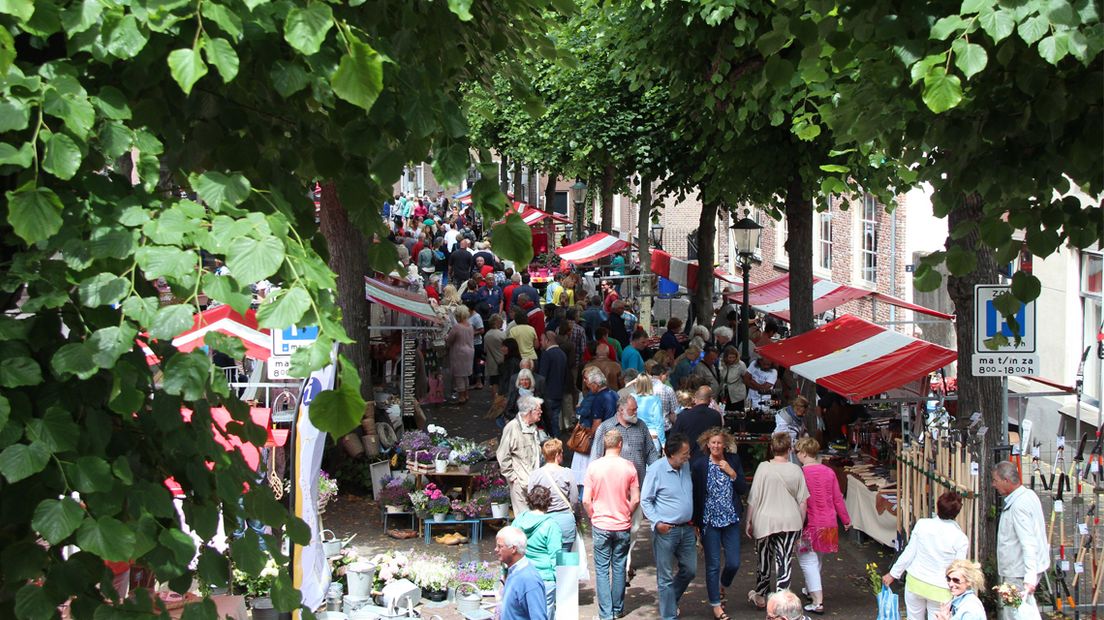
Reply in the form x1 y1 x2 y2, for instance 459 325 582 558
845 475 898 548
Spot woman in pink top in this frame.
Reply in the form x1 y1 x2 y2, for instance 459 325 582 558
795 437 851 615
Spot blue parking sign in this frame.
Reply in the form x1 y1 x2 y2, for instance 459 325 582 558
272 325 319 355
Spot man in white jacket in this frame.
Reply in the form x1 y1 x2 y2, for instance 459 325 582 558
993 460 1049 620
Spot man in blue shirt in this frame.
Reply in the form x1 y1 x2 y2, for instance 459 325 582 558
496 526 548 620
641 433 696 620
620 330 646 374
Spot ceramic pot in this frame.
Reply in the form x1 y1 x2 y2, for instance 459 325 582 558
423 587 447 602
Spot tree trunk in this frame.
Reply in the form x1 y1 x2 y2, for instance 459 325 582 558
318 182 375 425
784 175 818 430
499 154 510 193
638 177 653 333
599 164 615 235
692 200 719 327
512 160 523 201
945 194 1003 563
544 173 557 218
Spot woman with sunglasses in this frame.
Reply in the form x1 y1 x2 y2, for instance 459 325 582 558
934 560 986 620
882 492 969 619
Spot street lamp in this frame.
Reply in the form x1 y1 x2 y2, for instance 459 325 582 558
649 222 665 249
571 179 587 242
731 211 763 360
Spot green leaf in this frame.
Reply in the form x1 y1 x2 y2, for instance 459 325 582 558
135 246 198 280
6 186 64 244
148 305 195 340
202 36 239 83
283 2 333 56
167 47 208 95
0 101 30 132
271 573 302 612
945 245 978 275
92 87 131 120
88 325 138 368
69 455 113 493
201 2 243 40
98 121 133 159
1037 33 1069 64
819 164 849 173
201 273 252 314
960 0 993 13
490 213 534 268
0 0 33 22
0 142 32 167
162 352 210 401
42 132 82 180
76 517 135 562
1017 14 1049 45
61 0 102 35
930 15 965 40
978 8 1016 43
951 40 988 79
0 442 49 482
1010 271 1042 302
286 517 310 545
15 583 55 619
331 39 384 112
447 0 474 21
104 14 148 59
922 67 963 113
78 273 129 307
0 395 9 431
763 56 794 88
122 296 158 324
1 356 42 387
256 287 311 329
203 331 245 359
912 262 943 292
32 498 84 544
159 528 197 565
270 60 310 98
51 342 97 380
308 355 365 437
226 235 285 284
36 408 80 452
191 171 251 210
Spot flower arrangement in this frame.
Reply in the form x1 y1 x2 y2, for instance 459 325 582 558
455 561 499 591
450 498 481 518
410 483 451 515
331 547 360 582
369 550 410 591
426 424 449 445
378 475 414 508
453 449 484 467
992 583 1023 608
471 474 493 492
406 555 456 592
233 557 280 598
318 470 339 507
398 430 433 454
865 562 881 597
487 477 510 504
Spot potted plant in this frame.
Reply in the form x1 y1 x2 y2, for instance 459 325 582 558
369 550 411 602
488 478 510 518
407 556 456 602
470 494 491 517
433 452 449 473
449 499 466 521
378 476 413 513
427 495 450 523
232 557 286 620
412 483 450 522
453 450 483 474
317 470 339 514
455 560 499 596
452 497 482 520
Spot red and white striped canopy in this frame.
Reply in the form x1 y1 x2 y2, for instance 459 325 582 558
726 274 954 322
555 233 631 264
505 201 572 226
755 314 957 401
172 305 272 360
364 276 443 324
650 249 742 290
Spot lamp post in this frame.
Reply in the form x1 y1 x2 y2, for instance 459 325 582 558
731 212 763 361
649 222 665 249
571 179 587 242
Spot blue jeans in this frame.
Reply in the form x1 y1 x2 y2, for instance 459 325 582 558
544 399 562 437
591 527 630 620
544 579 556 620
652 525 697 620
702 522 742 606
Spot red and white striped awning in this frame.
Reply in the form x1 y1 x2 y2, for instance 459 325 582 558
504 201 572 226
364 276 443 324
555 233 631 264
725 274 954 322
755 314 957 401
171 306 272 360
650 249 743 291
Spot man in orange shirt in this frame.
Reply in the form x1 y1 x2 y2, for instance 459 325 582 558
584 429 640 620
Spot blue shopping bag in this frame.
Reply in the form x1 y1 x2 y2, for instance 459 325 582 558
877 585 900 620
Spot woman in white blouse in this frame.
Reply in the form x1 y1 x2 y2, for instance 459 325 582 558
883 491 969 620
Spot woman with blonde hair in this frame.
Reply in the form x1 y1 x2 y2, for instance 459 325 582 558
631 374 665 451
445 305 474 404
691 428 749 619
794 437 851 614
440 284 462 308
744 431 809 608
935 560 985 620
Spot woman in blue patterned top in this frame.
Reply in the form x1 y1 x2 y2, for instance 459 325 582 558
691 428 749 620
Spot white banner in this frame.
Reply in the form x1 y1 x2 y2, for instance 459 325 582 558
292 346 337 612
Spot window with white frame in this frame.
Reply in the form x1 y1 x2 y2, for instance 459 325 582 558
1081 252 1102 406
818 211 833 270
775 214 789 266
861 193 878 283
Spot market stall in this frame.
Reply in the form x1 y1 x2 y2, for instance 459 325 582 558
554 232 631 264
649 248 742 291
502 201 573 283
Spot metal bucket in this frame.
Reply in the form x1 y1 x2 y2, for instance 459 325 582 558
454 583 481 613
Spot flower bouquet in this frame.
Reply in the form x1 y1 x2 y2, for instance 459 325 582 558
233 557 279 599
318 470 339 513
992 583 1023 608
379 476 414 512
426 424 450 446
331 547 360 583
406 554 456 600
369 550 410 593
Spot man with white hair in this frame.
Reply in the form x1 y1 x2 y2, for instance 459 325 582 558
713 325 734 348
495 526 548 620
993 460 1048 620
766 590 806 620
497 394 544 516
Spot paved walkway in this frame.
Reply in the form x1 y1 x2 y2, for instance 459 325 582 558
322 388 897 619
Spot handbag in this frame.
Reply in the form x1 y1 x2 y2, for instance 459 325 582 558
565 423 595 454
